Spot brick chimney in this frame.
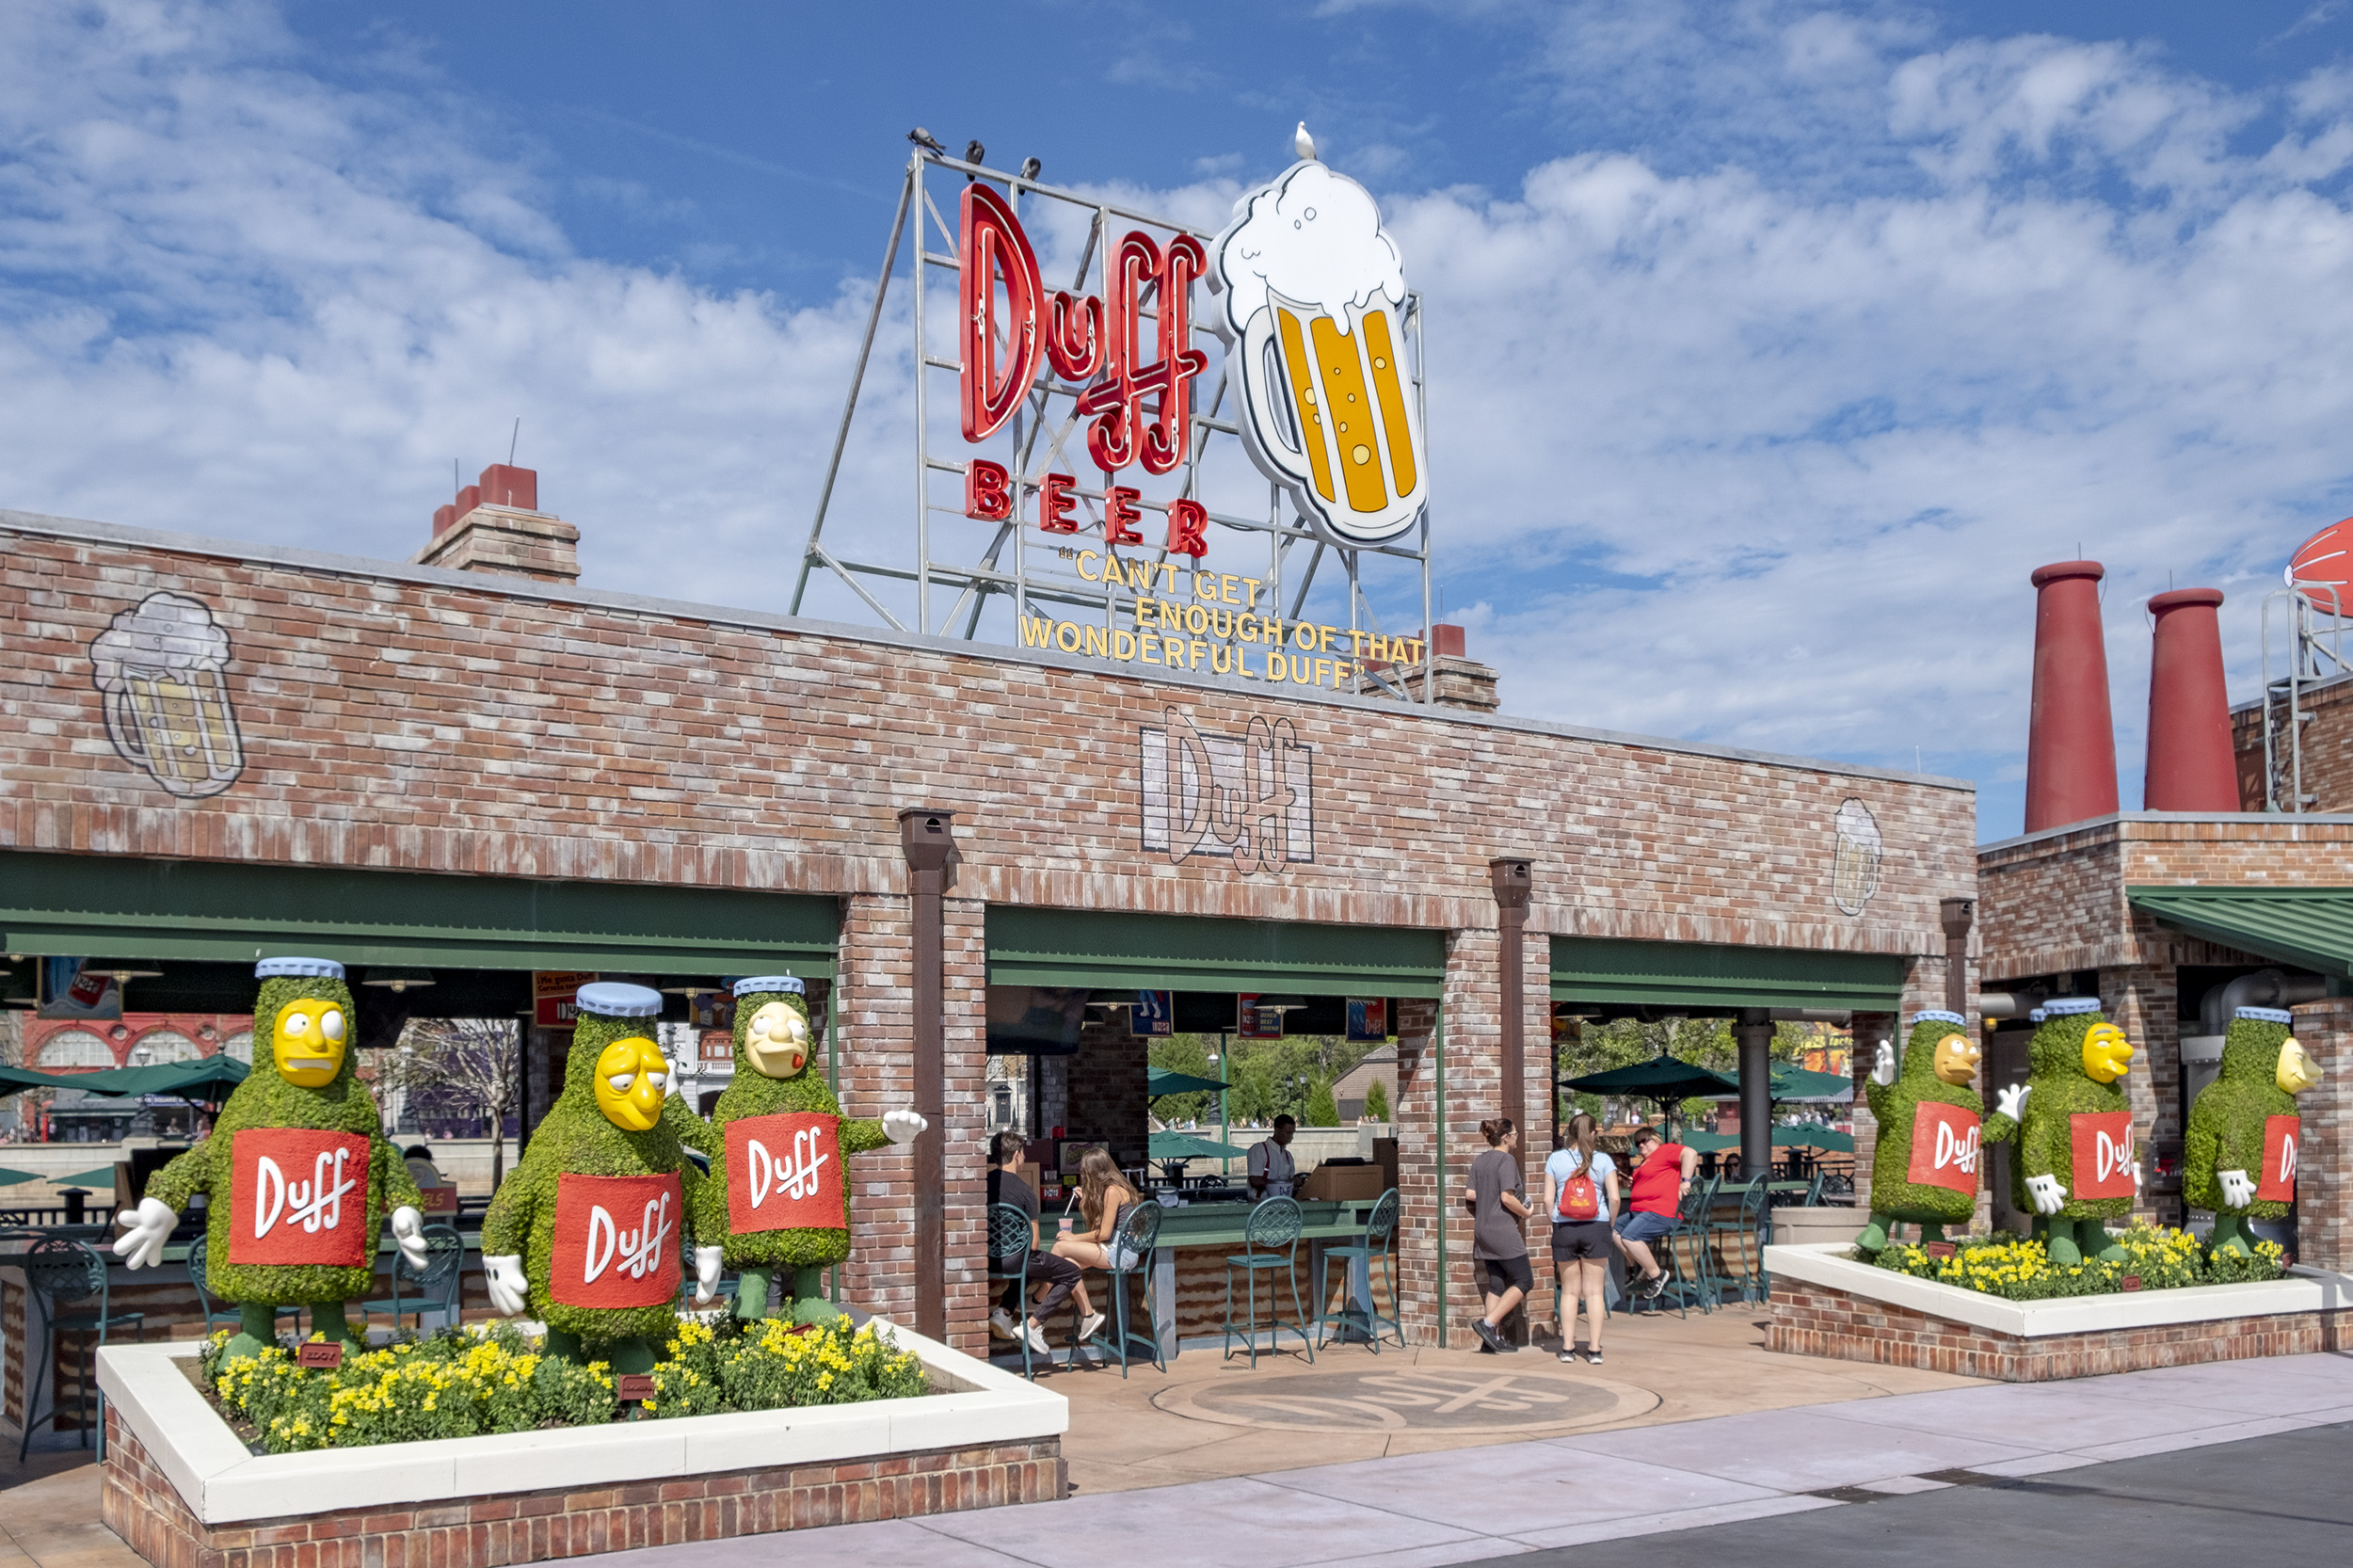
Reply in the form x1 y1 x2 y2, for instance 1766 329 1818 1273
2023 560 2119 832
1353 623 1500 713
413 464 578 584
2143 587 2238 810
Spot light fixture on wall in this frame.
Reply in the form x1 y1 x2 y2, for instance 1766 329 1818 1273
362 968 436 994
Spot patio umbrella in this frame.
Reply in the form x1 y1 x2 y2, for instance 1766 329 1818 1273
1146 1065 1231 1096
0 1055 248 1103
1561 1053 1738 1105
1677 1128 1738 1152
0 1168 40 1189
1773 1124 1852 1151
1148 1130 1254 1161
49 1166 120 1188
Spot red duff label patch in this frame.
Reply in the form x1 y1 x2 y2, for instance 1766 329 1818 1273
550 1173 681 1309
2069 1112 2137 1200
229 1128 371 1267
2258 1114 2298 1203
726 1112 844 1233
1905 1101 1981 1194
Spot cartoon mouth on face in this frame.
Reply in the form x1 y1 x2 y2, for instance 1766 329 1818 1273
272 1000 348 1087
744 1000 809 1079
1932 1032 1980 1086
594 1036 670 1131
2081 1022 2136 1084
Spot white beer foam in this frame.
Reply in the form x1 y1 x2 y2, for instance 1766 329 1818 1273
1214 161 1405 339
90 591 231 690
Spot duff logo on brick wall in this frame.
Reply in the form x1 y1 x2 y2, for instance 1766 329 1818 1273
1906 1101 1979 1192
229 1129 370 1267
551 1173 682 1308
727 1112 843 1232
2259 1113 2298 1202
1140 707 1314 873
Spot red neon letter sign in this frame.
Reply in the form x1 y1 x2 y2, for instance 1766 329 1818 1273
1038 472 1079 533
1166 498 1209 557
1104 485 1144 545
965 458 1011 520
959 184 1042 442
1141 235 1209 475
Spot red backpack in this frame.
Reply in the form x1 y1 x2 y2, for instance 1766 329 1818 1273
1555 1153 1600 1222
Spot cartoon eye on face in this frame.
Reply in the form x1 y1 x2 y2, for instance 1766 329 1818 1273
743 1000 811 1080
594 1036 670 1131
272 999 347 1087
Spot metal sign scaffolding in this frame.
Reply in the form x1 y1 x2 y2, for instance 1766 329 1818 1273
790 145 1438 703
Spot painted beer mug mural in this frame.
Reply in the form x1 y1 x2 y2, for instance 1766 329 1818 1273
88 591 245 798
1212 155 1427 549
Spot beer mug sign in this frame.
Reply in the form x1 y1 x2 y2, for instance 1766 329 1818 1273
1212 161 1427 549
88 591 246 798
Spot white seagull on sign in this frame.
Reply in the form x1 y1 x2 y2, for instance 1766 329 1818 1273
1295 121 1318 161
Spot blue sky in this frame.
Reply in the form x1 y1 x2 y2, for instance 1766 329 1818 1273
10 0 2353 840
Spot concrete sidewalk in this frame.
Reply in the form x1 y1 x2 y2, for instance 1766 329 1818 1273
600 1352 2353 1568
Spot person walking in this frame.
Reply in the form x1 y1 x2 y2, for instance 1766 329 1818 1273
1462 1117 1533 1353
1544 1112 1619 1365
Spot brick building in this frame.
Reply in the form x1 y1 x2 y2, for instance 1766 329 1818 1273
0 496 1974 1352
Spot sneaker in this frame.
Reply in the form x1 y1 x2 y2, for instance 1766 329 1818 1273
1639 1272 1667 1300
1585 1348 1605 1366
1472 1318 1505 1353
1025 1321 1049 1355
1559 1349 1580 1365
989 1308 1018 1340
1078 1310 1106 1342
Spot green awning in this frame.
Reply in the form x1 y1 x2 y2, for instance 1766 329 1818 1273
2127 887 2353 980
1552 937 1906 1011
0 850 839 978
987 907 1446 998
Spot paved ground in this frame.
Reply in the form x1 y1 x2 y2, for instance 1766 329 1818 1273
621 1352 2353 1568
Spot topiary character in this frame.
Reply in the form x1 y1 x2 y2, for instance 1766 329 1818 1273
1856 1011 1987 1252
2184 1005 2322 1256
115 957 428 1357
1977 998 2138 1265
688 977 927 1325
479 983 723 1372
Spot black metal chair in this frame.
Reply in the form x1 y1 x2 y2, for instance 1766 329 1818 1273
986 1202 1039 1380
1222 1197 1313 1368
1080 1199 1163 1377
1313 1187 1401 1352
21 1237 142 1460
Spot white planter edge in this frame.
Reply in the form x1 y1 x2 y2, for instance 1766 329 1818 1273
95 1317 1067 1527
1762 1240 2353 1338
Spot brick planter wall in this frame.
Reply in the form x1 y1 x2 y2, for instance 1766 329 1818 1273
1768 1277 2347 1382
101 1411 1064 1568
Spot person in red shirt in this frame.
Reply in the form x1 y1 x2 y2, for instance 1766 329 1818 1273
1614 1125 1700 1298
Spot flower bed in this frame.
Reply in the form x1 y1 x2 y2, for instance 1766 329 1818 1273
1865 1223 2286 1302
200 1317 929 1454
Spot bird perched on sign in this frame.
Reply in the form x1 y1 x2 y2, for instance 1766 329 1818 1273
116 957 426 1358
1295 121 1318 161
689 977 926 1324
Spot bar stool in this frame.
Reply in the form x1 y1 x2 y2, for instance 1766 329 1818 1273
1080 1199 1162 1377
1223 1197 1312 1368
1313 1188 1401 1352
986 1202 1039 1381
21 1237 142 1461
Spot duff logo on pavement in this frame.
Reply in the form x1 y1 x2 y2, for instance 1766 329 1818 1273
2259 1114 2299 1203
1905 1102 1980 1193
727 1113 845 1234
552 1173 683 1308
2070 1111 2137 1200
229 1129 370 1267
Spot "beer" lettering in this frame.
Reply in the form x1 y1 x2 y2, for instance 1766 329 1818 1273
583 1191 675 1284
746 1128 832 1209
253 1147 356 1239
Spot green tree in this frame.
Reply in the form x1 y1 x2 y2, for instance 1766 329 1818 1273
1304 1076 1339 1128
1363 1078 1390 1123
1145 1034 1221 1125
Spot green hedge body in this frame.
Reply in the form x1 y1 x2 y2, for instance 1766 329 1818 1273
1863 1016 1986 1224
690 988 888 1270
145 976 423 1305
480 1006 709 1343
1977 1009 2134 1221
2183 1015 2297 1221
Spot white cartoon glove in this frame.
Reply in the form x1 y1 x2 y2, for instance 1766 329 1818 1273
2219 1169 2256 1208
882 1109 929 1144
1994 1083 2029 1121
391 1206 428 1270
113 1196 177 1269
2025 1174 2067 1215
695 1246 725 1305
484 1254 530 1316
1870 1043 1897 1087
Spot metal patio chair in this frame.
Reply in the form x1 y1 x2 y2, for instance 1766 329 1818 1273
1709 1175 1774 1304
188 1238 300 1338
1625 1172 1719 1319
1314 1187 1401 1352
987 1202 1040 1380
362 1223 464 1334
21 1237 141 1461
1223 1196 1313 1368
1079 1198 1163 1377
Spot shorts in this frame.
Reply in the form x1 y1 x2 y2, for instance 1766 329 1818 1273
1480 1254 1534 1295
1617 1210 1677 1244
1551 1221 1613 1261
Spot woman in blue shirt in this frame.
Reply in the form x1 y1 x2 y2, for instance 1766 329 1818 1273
1543 1112 1619 1366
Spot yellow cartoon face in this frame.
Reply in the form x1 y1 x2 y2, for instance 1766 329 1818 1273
271 999 347 1087
1932 1032 1980 1086
744 1000 809 1079
593 1035 669 1131
2278 1038 2322 1096
2081 1022 2136 1083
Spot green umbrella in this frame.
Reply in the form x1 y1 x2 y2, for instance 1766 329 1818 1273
1774 1123 1852 1151
0 1168 40 1189
0 1055 248 1099
1678 1128 1738 1152
1147 1065 1231 1096
1148 1129 1254 1161
1561 1053 1739 1104
50 1166 120 1188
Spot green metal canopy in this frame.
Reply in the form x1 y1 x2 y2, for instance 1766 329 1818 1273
0 849 840 977
987 907 1446 998
1147 1065 1231 1096
1552 936 1905 1011
1561 1054 1739 1103
2127 887 2353 980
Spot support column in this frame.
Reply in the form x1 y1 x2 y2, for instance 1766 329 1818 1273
1735 1009 1772 1182
1489 859 1531 1145
898 808 954 1342
1940 898 1974 1016
2290 997 2352 1273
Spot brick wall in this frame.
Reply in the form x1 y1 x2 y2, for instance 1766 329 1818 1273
101 1410 1062 1568
2233 675 2353 813
1062 1018 1149 1168
2292 998 2353 1273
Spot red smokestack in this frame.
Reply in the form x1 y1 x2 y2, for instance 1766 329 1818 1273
2143 587 2237 811
2025 560 2120 833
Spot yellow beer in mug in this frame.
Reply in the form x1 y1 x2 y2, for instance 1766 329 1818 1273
1241 292 1425 546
